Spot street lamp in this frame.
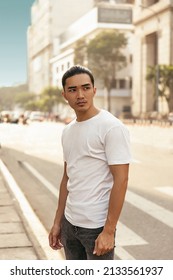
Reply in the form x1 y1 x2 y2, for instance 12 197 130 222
140 4 160 113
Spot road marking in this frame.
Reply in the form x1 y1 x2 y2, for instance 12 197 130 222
116 222 147 246
11 161 173 259
114 222 148 260
22 162 150 260
126 191 173 228
0 160 137 260
23 162 147 247
115 246 135 260
20 161 59 198
131 158 141 164
0 159 64 260
155 186 173 197
24 150 63 165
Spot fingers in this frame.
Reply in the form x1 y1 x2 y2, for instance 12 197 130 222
93 237 115 256
93 240 106 256
93 240 98 255
48 231 63 250
48 232 56 250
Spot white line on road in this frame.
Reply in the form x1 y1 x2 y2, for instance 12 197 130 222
116 222 147 246
126 191 173 228
8 161 173 259
114 221 148 260
22 162 150 260
0 159 64 260
131 158 141 164
21 161 59 198
115 246 135 260
24 161 173 230
24 162 146 246
155 186 173 198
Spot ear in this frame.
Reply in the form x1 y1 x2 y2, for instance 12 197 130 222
62 91 68 103
62 91 67 100
93 87 97 96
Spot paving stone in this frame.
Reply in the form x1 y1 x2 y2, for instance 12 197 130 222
0 222 24 234
0 186 7 193
0 247 38 260
0 206 20 222
0 173 40 260
0 193 13 206
0 233 32 248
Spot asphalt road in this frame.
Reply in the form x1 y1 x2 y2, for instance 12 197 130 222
0 122 173 260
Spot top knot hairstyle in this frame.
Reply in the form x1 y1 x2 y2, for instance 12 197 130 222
62 65 95 89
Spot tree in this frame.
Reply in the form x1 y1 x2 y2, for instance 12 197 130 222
146 65 173 113
0 84 66 113
0 84 28 111
39 86 65 113
74 39 87 66
87 30 127 111
15 92 36 109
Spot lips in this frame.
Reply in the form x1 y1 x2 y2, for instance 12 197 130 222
76 101 87 105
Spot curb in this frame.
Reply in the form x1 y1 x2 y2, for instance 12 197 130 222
0 159 64 260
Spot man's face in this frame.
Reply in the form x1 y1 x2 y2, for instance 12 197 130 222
62 74 96 113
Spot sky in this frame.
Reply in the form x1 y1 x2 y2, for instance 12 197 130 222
0 0 35 87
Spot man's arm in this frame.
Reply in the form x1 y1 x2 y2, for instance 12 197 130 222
49 162 68 250
93 164 129 256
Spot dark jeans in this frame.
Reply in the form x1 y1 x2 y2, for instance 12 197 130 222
61 216 114 260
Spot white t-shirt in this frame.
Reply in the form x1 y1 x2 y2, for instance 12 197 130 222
62 109 131 228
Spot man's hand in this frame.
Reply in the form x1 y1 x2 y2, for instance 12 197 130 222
48 224 63 250
93 230 115 256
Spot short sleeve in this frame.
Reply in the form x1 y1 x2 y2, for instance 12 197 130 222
104 124 132 165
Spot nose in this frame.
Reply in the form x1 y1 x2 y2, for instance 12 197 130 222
77 88 84 98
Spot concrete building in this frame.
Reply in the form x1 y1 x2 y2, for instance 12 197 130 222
50 1 134 116
27 0 95 94
132 0 173 117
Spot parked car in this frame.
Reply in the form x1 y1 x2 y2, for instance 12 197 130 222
168 112 173 122
10 111 22 123
28 111 45 122
0 110 13 123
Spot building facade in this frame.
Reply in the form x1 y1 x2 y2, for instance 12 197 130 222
50 1 134 116
27 0 94 94
132 0 173 117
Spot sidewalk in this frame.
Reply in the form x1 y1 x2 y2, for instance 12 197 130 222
0 170 40 260
0 158 64 260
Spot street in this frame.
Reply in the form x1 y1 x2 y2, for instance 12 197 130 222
0 121 173 260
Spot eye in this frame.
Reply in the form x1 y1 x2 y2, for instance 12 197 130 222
83 86 91 90
68 88 76 93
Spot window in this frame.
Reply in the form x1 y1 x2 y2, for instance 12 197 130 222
67 62 70 69
142 0 159 7
119 79 126 89
129 54 133 63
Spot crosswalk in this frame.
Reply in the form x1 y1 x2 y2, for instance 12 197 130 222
20 161 173 260
115 222 148 260
126 190 173 228
1 157 173 260
155 186 173 198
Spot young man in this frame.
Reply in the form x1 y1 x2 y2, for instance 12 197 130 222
49 65 131 260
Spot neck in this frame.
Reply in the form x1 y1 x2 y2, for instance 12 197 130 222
76 107 100 122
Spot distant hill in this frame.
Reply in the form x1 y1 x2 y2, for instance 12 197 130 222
0 84 28 111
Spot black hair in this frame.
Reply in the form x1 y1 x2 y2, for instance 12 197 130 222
62 65 94 89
